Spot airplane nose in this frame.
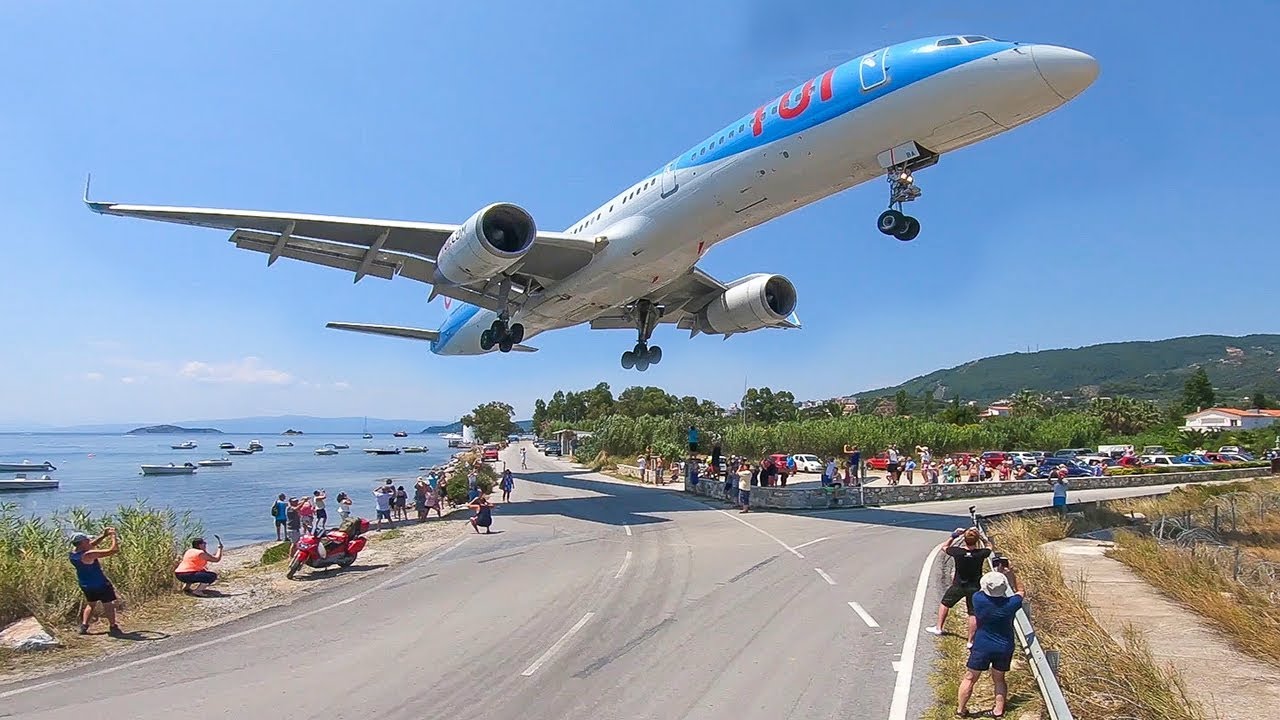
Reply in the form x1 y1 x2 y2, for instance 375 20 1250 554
1030 44 1099 100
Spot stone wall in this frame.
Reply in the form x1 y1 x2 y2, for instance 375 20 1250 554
684 466 1274 510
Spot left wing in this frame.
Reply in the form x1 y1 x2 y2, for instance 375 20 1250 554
85 184 604 313
325 322 537 352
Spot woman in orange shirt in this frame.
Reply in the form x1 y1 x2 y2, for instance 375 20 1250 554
175 537 223 596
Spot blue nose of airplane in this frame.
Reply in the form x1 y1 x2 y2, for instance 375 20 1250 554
1029 45 1099 100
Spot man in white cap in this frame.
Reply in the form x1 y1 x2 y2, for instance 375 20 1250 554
69 527 125 637
957 569 1024 719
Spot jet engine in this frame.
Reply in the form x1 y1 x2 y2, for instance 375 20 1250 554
434 203 537 285
694 274 798 335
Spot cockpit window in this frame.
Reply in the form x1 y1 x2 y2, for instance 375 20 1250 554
936 37 963 47
963 35 992 43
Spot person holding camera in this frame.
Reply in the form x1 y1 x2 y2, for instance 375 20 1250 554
69 527 125 637
957 565 1025 719
175 536 224 596
926 527 990 647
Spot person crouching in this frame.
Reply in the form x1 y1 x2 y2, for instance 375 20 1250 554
175 537 223 596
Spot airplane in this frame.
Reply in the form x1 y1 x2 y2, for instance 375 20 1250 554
86 35 1098 371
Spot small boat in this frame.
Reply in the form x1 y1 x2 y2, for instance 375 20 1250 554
315 447 339 456
0 460 56 473
276 442 294 447
0 473 59 491
403 446 427 453
227 448 254 455
218 442 235 449
248 440 264 452
171 441 197 450
328 443 350 449
361 417 372 439
197 459 232 467
393 431 408 438
141 463 197 476
363 447 402 455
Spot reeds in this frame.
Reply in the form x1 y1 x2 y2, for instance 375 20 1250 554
0 501 202 628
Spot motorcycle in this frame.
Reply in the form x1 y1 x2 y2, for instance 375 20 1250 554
287 517 370 579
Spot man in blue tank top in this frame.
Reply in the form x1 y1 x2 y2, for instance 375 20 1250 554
69 528 124 637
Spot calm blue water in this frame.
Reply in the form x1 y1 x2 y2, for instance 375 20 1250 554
0 433 453 546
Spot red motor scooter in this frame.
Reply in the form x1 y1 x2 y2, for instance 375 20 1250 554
286 517 370 579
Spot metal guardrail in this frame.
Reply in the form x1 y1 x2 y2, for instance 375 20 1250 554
969 505 1074 720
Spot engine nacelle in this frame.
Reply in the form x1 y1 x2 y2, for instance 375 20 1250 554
434 203 537 285
695 274 798 335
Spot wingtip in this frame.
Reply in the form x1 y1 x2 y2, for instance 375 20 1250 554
83 173 111 214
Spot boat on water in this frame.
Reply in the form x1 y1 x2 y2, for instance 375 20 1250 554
227 448 254 455
393 431 408 438
197 459 233 467
328 442 350 449
171 441 197 450
277 442 294 447
141 463 197 476
0 473 58 491
248 440 264 452
403 446 427 453
364 447 401 455
361 417 373 439
315 447 339 456
219 442 235 449
0 460 56 473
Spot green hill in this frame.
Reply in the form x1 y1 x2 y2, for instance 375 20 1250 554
855 334 1280 406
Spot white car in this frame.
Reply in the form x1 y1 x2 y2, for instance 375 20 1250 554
1140 454 1192 468
790 454 824 473
1008 451 1041 466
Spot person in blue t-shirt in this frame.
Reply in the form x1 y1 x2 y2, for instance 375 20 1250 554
69 528 125 637
687 425 699 454
957 569 1024 719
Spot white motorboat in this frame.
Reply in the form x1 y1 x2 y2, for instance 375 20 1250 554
227 448 254 455
0 473 58 491
328 443 350 449
314 447 339 456
393 431 408 438
277 442 294 447
141 463 197 476
218 442 235 449
0 460 56 473
403 446 428 453
248 440 264 452
363 447 401 455
171 441 197 450
197 459 232 467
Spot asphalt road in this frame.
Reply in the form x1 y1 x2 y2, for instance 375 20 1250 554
0 444 1201 720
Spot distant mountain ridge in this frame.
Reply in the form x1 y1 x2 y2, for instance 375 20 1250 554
422 420 534 434
854 334 1280 405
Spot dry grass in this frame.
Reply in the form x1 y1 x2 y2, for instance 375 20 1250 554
929 513 1204 720
924 601 1040 719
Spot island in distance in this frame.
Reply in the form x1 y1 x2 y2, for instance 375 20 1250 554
126 424 223 435
282 429 304 435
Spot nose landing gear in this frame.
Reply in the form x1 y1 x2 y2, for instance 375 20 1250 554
878 168 922 241
620 300 662 371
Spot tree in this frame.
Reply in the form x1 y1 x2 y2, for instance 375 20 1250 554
1251 390 1271 410
1009 390 1048 419
893 390 911 416
532 399 548 433
616 386 678 417
1181 367 1215 414
1088 396 1163 435
460 401 516 443
582 382 615 421
940 398 980 425
742 387 797 424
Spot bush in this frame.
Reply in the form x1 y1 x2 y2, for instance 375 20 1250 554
0 501 202 628
260 542 291 565
442 455 497 505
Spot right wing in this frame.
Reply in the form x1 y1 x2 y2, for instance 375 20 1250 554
85 185 606 313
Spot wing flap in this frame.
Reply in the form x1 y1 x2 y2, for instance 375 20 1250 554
232 230 399 280
325 322 440 343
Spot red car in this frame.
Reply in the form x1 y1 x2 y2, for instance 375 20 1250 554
482 444 499 462
865 453 891 471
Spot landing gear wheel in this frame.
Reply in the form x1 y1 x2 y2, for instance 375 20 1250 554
877 210 905 235
635 357 651 372
490 319 506 336
480 329 496 351
621 351 637 370
894 216 920 241
647 345 662 364
509 323 525 344
499 338 514 353
633 342 648 356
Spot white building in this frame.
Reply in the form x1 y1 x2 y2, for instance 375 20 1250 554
981 402 1012 418
1181 407 1280 432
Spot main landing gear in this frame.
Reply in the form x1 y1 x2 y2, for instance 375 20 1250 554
877 168 922 242
480 318 524 353
620 300 662 372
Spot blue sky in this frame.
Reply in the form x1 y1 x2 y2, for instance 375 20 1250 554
2 1 1277 427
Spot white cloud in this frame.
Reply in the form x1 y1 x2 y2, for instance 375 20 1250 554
332 381 351 391
84 372 104 382
121 376 143 385
179 356 295 385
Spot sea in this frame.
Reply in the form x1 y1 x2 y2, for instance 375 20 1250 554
0 433 454 546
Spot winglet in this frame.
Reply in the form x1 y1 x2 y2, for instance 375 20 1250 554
83 173 112 214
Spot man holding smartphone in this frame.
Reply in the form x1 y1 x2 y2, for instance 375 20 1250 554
69 527 125 637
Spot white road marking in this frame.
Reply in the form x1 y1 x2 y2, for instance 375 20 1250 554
624 525 633 536
716 509 804 558
520 612 595 677
891 660 902 672
848 601 880 628
815 568 836 585
616 550 633 579
0 535 472 699
887 546 940 720
794 536 832 550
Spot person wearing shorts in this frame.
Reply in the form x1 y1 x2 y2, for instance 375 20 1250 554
69 528 125 637
926 528 990 646
272 493 288 541
687 425 699 454
958 571 1024 718
373 486 393 529
285 499 302 549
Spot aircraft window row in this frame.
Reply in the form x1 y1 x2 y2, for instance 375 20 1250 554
574 178 662 232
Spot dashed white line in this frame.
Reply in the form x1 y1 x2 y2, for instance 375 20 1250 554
847 601 880 628
815 568 836 585
521 612 595 677
794 536 832 550
716 509 804 558
624 524 633 536
887 545 940 720
616 550 633 579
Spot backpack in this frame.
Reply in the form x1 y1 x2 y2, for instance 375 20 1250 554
270 502 277 518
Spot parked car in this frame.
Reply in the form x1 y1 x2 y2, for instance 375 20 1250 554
544 443 562 456
481 444 500 462
1219 445 1244 455
1140 454 1191 468
790 454 823 473
865 453 891 471
1174 454 1216 466
1142 445 1167 455
1216 452 1251 463
1007 451 1041 467
980 451 1010 467
1035 461 1092 478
